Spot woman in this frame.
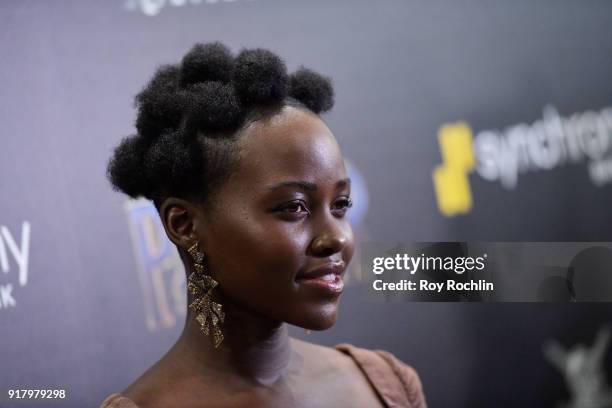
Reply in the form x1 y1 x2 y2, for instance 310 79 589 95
101 42 426 408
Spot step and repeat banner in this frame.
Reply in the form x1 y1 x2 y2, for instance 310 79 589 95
1 1 611 406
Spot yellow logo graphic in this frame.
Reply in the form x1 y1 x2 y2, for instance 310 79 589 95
432 122 475 216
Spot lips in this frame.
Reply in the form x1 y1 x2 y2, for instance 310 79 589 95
297 262 346 280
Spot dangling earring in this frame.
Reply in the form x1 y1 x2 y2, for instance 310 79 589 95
187 242 225 348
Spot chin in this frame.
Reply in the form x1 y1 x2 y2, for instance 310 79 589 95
293 301 340 331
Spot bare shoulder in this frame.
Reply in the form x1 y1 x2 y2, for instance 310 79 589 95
119 356 189 408
119 366 165 408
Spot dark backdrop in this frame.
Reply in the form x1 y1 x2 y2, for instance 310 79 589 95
1 1 611 407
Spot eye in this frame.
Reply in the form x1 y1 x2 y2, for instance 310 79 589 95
278 200 309 214
332 197 353 215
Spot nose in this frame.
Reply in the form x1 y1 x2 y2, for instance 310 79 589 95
309 216 352 258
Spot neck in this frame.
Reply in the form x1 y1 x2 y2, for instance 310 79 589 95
173 300 300 386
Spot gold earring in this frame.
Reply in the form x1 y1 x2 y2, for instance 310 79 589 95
187 242 225 348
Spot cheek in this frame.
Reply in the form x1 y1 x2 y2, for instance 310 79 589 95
206 215 309 305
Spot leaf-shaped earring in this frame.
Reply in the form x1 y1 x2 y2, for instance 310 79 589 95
187 242 225 348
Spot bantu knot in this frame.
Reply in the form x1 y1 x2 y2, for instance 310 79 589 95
233 48 288 105
144 130 202 196
135 65 183 139
107 135 152 198
180 42 234 87
183 82 244 136
288 67 334 114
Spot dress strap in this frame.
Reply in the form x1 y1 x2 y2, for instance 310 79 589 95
334 343 426 408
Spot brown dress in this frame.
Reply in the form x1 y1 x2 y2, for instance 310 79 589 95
99 343 427 408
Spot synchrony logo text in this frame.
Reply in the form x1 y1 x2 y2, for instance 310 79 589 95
433 106 612 216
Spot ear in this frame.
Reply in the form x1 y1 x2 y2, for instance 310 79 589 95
158 197 202 250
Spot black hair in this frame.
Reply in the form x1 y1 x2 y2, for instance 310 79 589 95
107 42 334 209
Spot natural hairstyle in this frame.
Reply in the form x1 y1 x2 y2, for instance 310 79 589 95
107 42 335 209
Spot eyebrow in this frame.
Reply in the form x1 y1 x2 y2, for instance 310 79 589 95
265 178 351 192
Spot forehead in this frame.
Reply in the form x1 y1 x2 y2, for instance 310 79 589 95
230 107 347 191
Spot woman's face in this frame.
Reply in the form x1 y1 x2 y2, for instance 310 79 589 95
197 106 354 330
